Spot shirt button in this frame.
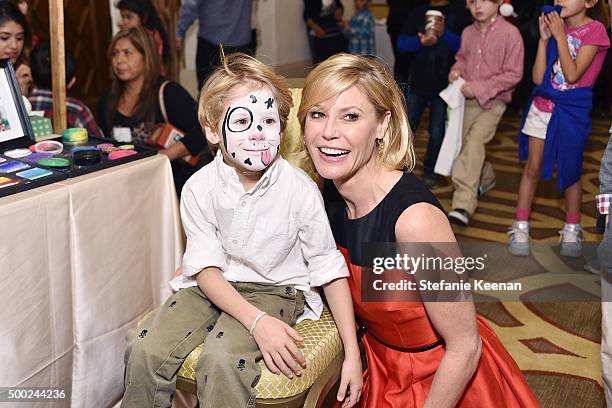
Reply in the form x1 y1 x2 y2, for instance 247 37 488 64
478 49 482 54
233 240 238 244
241 201 246 207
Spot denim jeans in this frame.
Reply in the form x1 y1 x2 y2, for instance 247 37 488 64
406 92 447 176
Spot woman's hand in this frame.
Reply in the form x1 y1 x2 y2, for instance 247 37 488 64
159 140 189 161
538 14 551 41
16 64 32 96
545 12 565 42
336 353 362 407
252 315 306 379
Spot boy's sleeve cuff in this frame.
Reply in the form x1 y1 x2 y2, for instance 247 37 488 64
308 250 350 287
597 193 612 215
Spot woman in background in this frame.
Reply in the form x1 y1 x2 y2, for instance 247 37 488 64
98 27 208 195
303 0 347 63
0 1 31 95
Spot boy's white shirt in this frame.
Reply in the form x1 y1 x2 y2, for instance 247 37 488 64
170 150 349 322
435 76 466 176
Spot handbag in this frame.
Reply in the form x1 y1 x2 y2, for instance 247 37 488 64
146 81 201 167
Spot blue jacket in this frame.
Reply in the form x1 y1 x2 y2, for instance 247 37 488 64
518 38 592 191
176 0 251 46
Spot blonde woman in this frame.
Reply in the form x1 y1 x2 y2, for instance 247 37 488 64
299 53 539 408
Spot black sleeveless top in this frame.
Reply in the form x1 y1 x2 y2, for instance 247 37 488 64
323 172 445 267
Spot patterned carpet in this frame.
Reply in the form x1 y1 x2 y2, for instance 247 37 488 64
413 111 610 407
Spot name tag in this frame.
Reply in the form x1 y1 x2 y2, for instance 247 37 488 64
113 127 132 143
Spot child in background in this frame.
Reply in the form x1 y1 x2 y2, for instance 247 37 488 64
447 0 524 226
29 43 103 138
117 0 170 75
345 0 376 55
8 0 27 16
508 1 610 257
121 53 362 408
397 0 470 188
599 123 612 406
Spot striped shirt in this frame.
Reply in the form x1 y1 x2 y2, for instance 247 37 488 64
28 88 104 138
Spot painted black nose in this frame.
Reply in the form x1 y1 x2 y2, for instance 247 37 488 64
257 125 262 131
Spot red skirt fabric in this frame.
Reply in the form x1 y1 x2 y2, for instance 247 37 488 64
352 317 540 407
334 247 540 408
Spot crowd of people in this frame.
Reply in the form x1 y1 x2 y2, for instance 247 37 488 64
1 0 611 406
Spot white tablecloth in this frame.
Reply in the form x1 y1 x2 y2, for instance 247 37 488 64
0 155 184 407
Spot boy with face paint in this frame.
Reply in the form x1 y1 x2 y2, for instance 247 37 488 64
121 53 363 408
219 86 280 172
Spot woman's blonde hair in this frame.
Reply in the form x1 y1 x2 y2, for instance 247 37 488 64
198 52 293 148
298 53 415 171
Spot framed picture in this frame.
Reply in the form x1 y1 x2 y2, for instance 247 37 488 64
0 59 34 148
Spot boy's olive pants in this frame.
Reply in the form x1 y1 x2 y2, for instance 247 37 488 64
121 282 305 408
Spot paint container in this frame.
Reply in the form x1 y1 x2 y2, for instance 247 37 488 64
73 149 102 167
62 128 88 144
4 148 32 158
108 149 138 160
34 140 63 155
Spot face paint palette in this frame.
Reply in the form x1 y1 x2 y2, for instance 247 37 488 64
0 135 155 198
16 167 54 180
0 155 66 198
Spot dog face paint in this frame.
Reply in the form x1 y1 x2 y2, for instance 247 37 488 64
221 86 281 172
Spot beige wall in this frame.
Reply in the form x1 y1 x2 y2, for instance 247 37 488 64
141 0 357 68
108 0 365 92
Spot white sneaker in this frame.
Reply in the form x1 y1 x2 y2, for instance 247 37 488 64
559 223 582 258
508 220 530 256
478 179 496 196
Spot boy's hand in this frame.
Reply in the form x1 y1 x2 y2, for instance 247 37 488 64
538 14 551 41
461 82 475 98
448 70 460 83
418 32 438 47
253 315 306 379
544 12 565 41
336 354 363 407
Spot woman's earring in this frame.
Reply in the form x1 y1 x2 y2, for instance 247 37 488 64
376 138 384 156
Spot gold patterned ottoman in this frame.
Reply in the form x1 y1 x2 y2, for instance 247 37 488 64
164 306 343 407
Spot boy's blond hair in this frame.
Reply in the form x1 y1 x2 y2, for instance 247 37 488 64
198 52 293 150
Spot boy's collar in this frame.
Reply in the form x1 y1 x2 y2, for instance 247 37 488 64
474 15 504 32
214 150 283 196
